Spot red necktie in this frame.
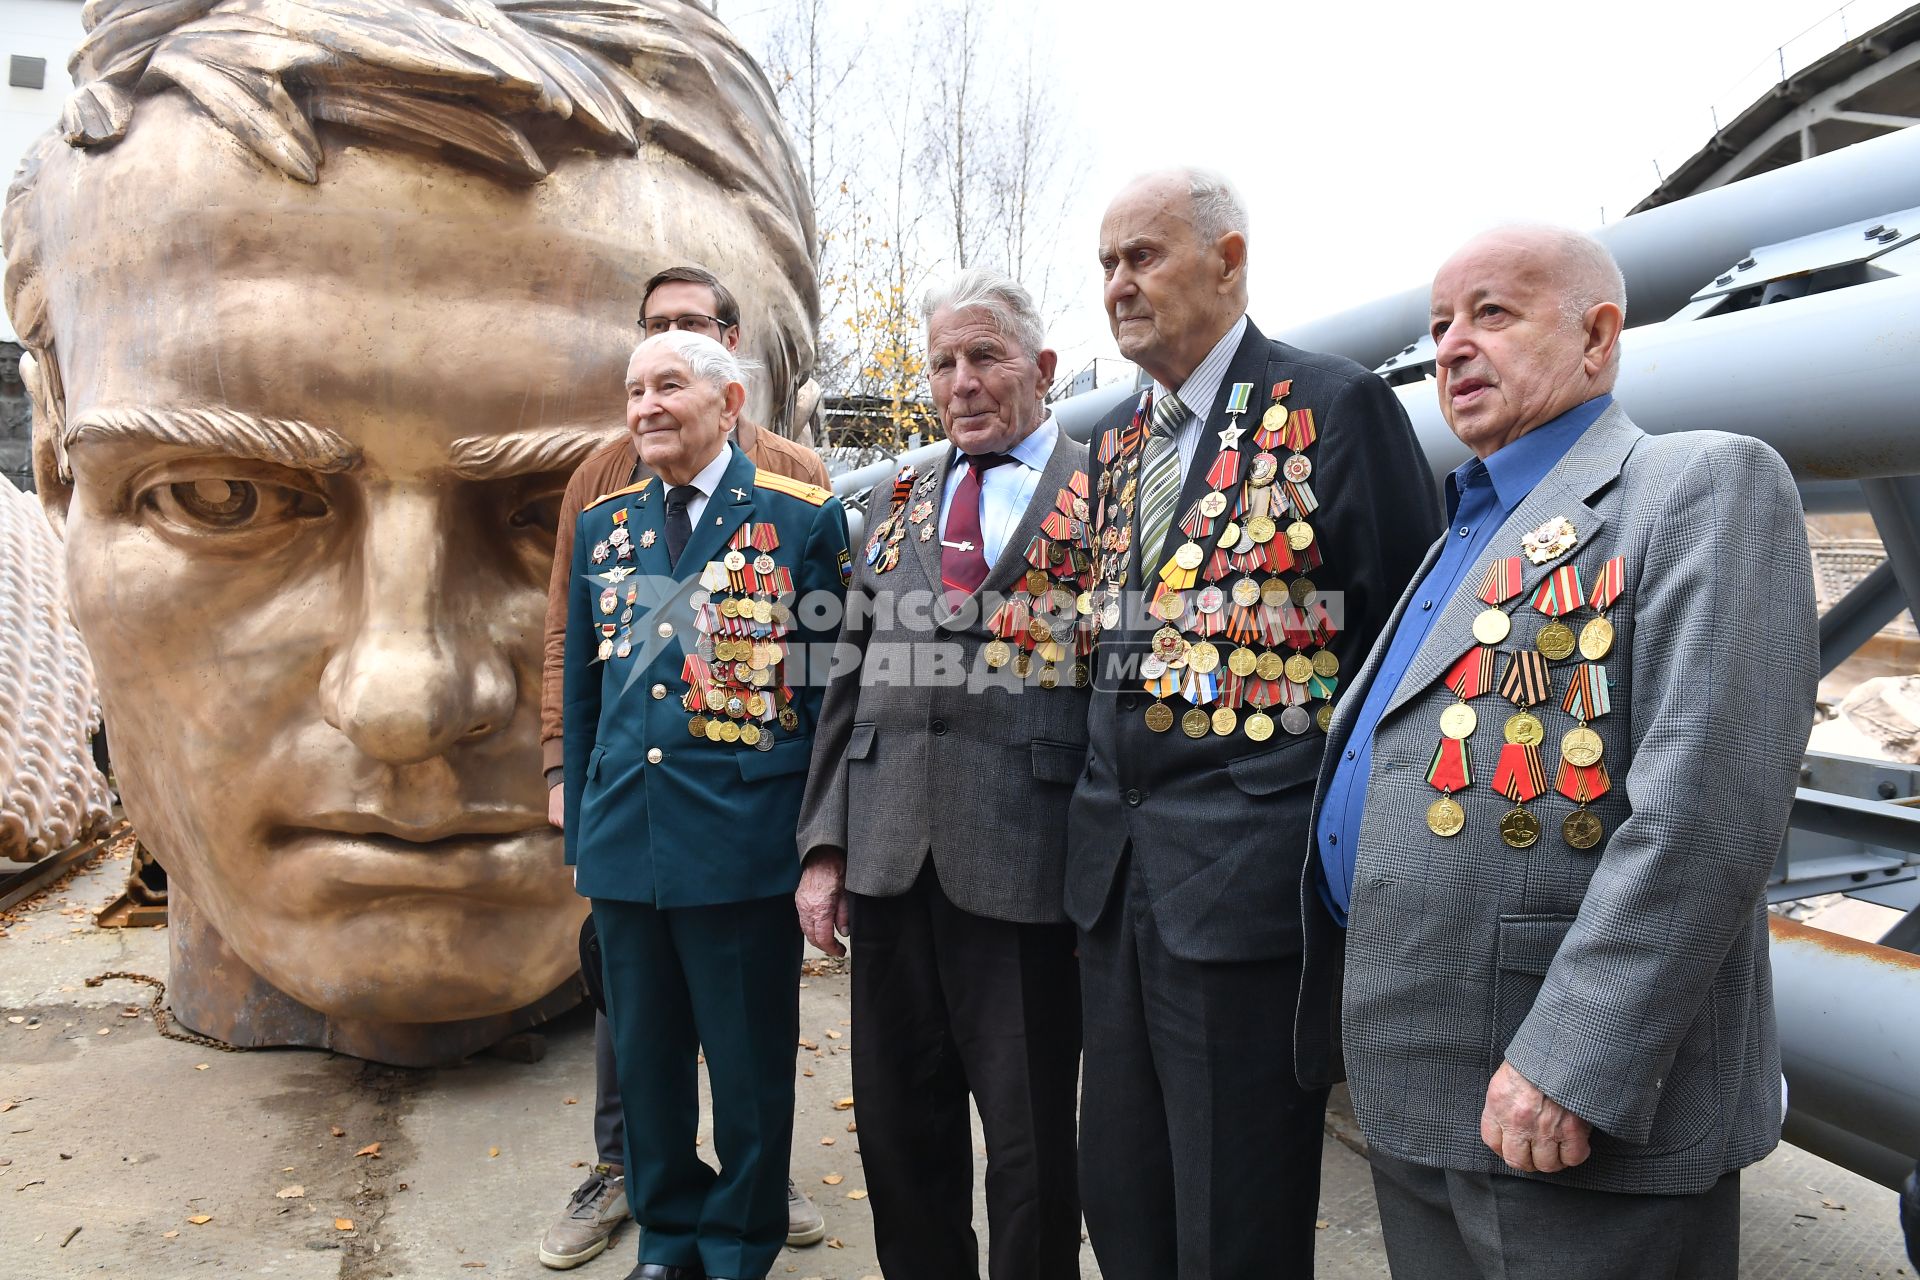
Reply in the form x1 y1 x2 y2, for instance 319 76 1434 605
941 451 1014 606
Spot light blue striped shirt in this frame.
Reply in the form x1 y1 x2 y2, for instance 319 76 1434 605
939 414 1058 568
1153 313 1248 484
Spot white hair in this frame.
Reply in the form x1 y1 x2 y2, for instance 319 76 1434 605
630 330 754 395
921 267 1047 358
1184 167 1249 245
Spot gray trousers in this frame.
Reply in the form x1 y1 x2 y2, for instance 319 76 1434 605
1369 1149 1739 1280
594 1012 627 1168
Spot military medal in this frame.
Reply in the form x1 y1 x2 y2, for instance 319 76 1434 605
1145 702 1175 733
1425 736 1471 837
1582 556 1624 660
1504 711 1544 746
1491 741 1547 848
1559 661 1611 771
640 529 657 549
1280 705 1312 735
1473 556 1522 644
1497 648 1552 708
1521 515 1578 565
1530 563 1584 660
1555 746 1613 850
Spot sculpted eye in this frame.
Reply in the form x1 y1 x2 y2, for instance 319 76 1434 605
144 476 327 535
510 490 565 533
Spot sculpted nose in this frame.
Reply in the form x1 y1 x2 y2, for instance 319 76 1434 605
318 492 516 766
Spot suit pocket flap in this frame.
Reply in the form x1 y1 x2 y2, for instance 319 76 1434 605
1496 915 1576 976
1029 738 1087 785
1226 743 1322 797
586 745 607 781
847 722 876 761
737 735 813 783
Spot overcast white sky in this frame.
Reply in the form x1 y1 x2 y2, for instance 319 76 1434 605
725 0 1914 376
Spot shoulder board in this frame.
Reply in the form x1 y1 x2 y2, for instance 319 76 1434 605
584 477 653 511
754 472 831 506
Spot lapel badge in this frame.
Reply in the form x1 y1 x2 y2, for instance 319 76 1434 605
1522 516 1578 565
731 486 748 501
909 500 934 525
591 540 610 563
639 528 657 549
919 525 934 542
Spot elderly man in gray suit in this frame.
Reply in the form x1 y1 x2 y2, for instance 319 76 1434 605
1297 223 1818 1279
798 267 1088 1280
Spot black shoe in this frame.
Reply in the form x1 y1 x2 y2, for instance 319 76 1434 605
625 1265 704 1280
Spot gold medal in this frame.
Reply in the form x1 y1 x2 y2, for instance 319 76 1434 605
753 599 773 625
1578 615 1615 661
1025 568 1050 596
780 707 800 731
1014 651 1032 678
1038 664 1059 689
739 722 762 746
1290 577 1319 607
1284 653 1315 684
1216 522 1242 549
705 718 724 742
1181 708 1211 739
746 692 768 718
688 715 709 738
1260 402 1290 434
1155 592 1186 622
1145 702 1175 733
1439 702 1477 739
1535 620 1576 661
1228 647 1258 677
1563 807 1604 850
1188 642 1221 674
1427 795 1465 837
1260 577 1290 607
705 688 726 712
1472 608 1511 645
1285 521 1314 551
1245 711 1275 741
1503 711 1544 746
1311 649 1339 678
1255 651 1286 682
1316 704 1334 732
1211 705 1238 736
1561 725 1604 768
1499 807 1542 849
1247 515 1277 544
719 721 741 744
1174 541 1204 571
720 597 740 619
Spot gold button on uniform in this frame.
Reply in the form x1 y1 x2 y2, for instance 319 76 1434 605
646 747 663 764
656 622 674 638
651 683 667 700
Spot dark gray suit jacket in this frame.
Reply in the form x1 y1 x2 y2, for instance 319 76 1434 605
799 428 1092 923
1066 319 1441 961
1296 406 1817 1195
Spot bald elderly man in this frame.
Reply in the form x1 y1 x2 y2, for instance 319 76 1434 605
1297 225 1817 1279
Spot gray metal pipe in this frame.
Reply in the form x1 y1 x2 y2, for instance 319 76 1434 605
1393 272 1920 484
1770 915 1920 1191
1279 125 1920 370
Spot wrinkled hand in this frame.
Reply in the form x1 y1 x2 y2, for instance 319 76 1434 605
548 783 564 830
796 850 850 957
1480 1060 1592 1173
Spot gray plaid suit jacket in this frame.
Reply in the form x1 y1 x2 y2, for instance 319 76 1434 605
799 428 1091 923
1295 404 1818 1195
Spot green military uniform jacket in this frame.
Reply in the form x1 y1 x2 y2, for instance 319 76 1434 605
562 442 850 906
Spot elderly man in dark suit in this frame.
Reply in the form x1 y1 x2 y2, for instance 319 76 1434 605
1297 224 1818 1279
1071 168 1441 1277
798 267 1090 1280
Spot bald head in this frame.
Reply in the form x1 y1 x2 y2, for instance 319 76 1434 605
1427 224 1627 458
1097 167 1250 386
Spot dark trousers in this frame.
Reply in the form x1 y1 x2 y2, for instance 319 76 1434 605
593 1012 626 1168
851 864 1083 1280
1370 1149 1740 1279
1077 852 1329 1280
593 895 801 1280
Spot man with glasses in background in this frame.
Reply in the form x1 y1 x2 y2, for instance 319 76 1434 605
538 264 831 1269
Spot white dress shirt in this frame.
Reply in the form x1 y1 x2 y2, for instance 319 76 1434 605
1152 313 1248 485
939 414 1058 569
666 442 737 530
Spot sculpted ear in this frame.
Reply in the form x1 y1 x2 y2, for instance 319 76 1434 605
21 347 71 534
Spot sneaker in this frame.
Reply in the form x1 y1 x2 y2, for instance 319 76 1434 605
539 1163 630 1269
786 1178 825 1247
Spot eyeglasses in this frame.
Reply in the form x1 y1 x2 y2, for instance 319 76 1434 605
640 313 733 337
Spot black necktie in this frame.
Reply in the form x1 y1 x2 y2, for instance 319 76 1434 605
665 485 698 570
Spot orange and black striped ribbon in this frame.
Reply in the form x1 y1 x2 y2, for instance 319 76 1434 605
1561 663 1612 720
1478 556 1522 605
1444 645 1496 700
1498 649 1552 707
1554 759 1612 803
1492 742 1546 803
1588 555 1625 611
1530 564 1585 617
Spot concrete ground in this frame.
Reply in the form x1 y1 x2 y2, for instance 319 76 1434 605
1 843 1912 1279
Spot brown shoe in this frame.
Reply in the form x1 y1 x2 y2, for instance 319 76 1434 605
786 1178 825 1247
539 1163 630 1269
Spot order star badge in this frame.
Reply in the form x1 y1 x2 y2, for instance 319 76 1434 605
639 529 657 549
1522 516 1579 565
1216 420 1247 451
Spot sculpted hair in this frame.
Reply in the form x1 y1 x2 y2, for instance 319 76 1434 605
644 265 742 330
2 0 818 415
633 329 752 395
921 266 1047 360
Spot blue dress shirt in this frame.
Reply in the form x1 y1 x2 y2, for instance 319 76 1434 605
1315 394 1613 925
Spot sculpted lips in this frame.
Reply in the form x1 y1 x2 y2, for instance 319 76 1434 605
272 809 557 899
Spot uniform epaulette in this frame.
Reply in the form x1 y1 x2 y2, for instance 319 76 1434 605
754 472 831 506
585 477 653 511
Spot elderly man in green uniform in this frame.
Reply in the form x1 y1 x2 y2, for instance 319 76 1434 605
563 329 849 1280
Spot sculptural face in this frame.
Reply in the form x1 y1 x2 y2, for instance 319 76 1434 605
29 97 799 1022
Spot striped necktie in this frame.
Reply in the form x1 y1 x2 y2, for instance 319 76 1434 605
1135 390 1188 571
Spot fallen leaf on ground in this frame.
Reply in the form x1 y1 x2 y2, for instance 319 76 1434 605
1315 1219 1330 1230
801 1068 814 1078
334 1218 353 1231
797 1038 818 1050
847 1189 867 1200
0 1101 13 1113
825 1030 841 1040
826 1237 843 1249
354 1142 381 1158
819 1137 835 1146
833 1097 854 1111
1821 1199 1847 1211
275 1185 305 1199
846 1121 857 1132
187 1215 212 1226
329 1126 345 1137
562 1098 578 1106
162 1230 179 1239
822 1173 843 1185
194 1064 209 1071
6 1017 22 1025
461 1264 486 1270
96 1028 110 1036
487 1146 500 1158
